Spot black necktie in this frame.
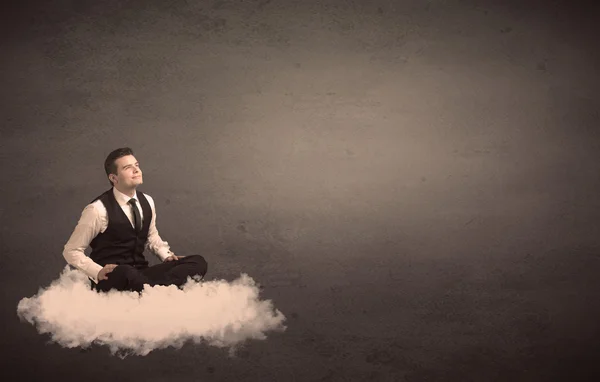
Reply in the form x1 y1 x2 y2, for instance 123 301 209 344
128 198 142 232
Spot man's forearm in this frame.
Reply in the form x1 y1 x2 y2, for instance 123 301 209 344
62 248 103 283
146 237 173 261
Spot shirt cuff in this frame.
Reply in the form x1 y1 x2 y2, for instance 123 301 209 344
157 250 173 262
87 263 104 284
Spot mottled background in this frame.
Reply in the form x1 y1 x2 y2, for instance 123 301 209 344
1 0 600 380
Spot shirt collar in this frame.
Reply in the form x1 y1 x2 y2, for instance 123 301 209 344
113 187 138 206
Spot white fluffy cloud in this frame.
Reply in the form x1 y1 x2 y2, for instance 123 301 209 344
17 266 286 358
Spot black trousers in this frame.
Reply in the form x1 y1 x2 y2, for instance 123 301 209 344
91 255 208 293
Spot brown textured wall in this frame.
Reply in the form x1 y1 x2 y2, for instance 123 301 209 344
2 0 600 380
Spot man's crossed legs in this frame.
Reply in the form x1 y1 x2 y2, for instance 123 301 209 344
92 255 208 293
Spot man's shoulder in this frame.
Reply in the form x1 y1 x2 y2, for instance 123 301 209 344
85 199 106 213
76 200 106 222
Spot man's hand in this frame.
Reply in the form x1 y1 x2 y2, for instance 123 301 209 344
164 254 179 262
97 264 118 281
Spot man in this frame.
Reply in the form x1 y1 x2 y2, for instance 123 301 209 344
63 147 208 293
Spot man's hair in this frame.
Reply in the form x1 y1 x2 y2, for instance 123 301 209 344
104 147 135 186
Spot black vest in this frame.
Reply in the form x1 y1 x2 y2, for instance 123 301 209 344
88 188 153 268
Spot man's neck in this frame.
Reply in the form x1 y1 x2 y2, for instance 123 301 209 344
115 186 136 199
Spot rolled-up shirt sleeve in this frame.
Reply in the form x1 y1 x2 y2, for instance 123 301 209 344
144 195 172 262
63 204 104 284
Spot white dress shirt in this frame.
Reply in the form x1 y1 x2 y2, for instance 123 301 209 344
63 187 173 284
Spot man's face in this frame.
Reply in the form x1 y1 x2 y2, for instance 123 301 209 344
113 155 143 187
